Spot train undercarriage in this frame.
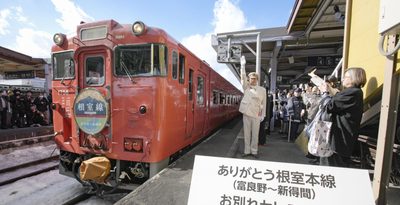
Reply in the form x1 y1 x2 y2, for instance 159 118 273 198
59 150 161 194
57 144 192 195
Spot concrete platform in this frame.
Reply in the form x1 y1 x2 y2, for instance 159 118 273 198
116 117 400 205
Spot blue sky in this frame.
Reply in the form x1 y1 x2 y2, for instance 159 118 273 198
0 0 295 88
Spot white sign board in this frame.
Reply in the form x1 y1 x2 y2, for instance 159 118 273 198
188 155 374 205
217 44 242 63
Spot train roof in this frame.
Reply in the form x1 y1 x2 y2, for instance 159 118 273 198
52 19 180 51
51 19 241 93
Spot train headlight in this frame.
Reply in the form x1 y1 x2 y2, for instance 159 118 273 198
53 33 66 46
132 21 146 36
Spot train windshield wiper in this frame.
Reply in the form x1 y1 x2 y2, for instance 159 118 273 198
120 55 135 84
60 60 73 86
60 72 67 85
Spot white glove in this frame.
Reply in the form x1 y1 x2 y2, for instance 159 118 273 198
240 56 246 67
260 117 264 122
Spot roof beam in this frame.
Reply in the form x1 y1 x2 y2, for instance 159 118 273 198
287 0 304 33
242 52 273 59
241 40 256 56
272 41 282 58
305 0 333 38
278 62 308 69
277 70 304 76
279 47 338 57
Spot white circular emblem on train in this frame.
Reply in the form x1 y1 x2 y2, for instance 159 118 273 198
73 89 109 135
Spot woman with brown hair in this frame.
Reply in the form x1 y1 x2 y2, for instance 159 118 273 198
318 67 367 167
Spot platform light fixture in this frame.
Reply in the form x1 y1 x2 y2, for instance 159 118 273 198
132 21 146 36
288 56 294 64
53 33 66 46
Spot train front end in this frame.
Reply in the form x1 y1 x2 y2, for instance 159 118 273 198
51 20 169 190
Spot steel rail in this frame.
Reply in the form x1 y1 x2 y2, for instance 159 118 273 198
0 134 55 145
0 155 59 174
0 163 58 186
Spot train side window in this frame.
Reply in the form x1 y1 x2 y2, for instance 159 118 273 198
85 56 104 86
179 54 185 84
220 93 225 104
153 44 168 76
197 76 204 105
188 69 193 101
213 90 218 105
172 51 178 80
53 51 75 80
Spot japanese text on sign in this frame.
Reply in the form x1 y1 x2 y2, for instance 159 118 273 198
188 155 374 205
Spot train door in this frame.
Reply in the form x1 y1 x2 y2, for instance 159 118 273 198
77 48 111 90
75 48 112 148
186 68 194 139
192 70 206 140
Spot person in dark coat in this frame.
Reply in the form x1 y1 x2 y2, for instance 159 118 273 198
34 92 49 124
287 88 305 141
0 90 9 129
29 105 47 126
24 91 34 127
10 89 26 128
47 90 53 125
318 67 366 167
34 92 49 112
266 90 274 133
258 88 270 145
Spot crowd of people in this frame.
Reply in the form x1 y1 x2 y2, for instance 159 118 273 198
271 68 366 168
275 83 325 138
239 54 367 169
0 89 52 129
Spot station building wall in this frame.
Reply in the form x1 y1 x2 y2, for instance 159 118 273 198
346 0 399 98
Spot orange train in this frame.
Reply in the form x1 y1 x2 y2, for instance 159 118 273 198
51 20 242 190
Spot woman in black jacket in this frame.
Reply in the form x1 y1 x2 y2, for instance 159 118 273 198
319 67 367 167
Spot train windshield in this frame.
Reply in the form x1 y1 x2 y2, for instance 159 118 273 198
114 44 168 77
52 51 75 80
85 56 105 86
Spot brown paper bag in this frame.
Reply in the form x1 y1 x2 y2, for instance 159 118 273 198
295 129 309 155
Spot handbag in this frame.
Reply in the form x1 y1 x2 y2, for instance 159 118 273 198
307 96 334 157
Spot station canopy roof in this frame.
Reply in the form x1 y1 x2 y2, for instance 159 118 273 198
213 0 346 89
0 46 47 73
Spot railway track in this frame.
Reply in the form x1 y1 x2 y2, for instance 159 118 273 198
0 155 59 186
0 134 54 150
